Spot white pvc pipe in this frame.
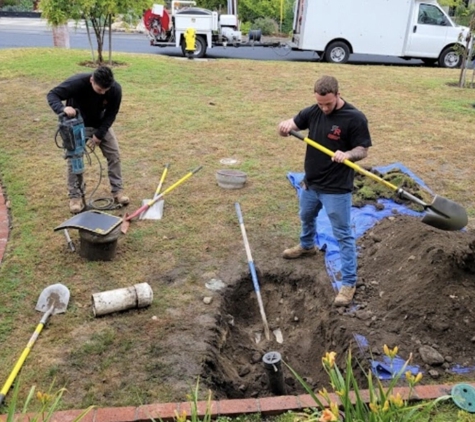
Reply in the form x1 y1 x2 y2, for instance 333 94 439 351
91 283 153 317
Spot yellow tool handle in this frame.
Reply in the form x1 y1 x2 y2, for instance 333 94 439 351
0 313 50 405
289 130 398 193
124 166 203 225
146 165 202 207
154 163 170 198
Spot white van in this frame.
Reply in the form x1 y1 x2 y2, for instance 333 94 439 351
290 0 471 67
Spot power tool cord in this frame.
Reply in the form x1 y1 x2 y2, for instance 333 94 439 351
84 146 121 211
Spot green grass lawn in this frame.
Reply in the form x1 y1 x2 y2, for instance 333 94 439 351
0 48 474 417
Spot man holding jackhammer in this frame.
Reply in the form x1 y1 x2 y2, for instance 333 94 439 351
278 75 372 307
47 65 129 214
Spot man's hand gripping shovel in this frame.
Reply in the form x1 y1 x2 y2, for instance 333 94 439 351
121 166 203 234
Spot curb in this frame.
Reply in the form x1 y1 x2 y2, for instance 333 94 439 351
0 383 470 421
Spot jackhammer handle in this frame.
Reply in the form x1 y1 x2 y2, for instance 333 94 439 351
58 108 81 120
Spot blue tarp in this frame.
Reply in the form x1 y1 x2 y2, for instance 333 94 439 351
287 163 426 379
287 163 425 292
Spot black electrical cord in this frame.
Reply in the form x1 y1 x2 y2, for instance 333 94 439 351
84 146 122 211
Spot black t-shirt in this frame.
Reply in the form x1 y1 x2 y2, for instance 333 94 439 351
47 73 122 140
293 101 372 193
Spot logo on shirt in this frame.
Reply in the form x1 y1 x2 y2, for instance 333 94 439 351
328 125 341 141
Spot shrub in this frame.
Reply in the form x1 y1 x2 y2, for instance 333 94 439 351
251 17 278 36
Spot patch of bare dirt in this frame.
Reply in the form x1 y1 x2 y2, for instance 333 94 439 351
198 215 475 398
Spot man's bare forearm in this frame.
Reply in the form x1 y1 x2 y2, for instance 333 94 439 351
347 146 368 162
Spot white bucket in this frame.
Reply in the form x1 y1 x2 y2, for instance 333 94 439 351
91 282 153 317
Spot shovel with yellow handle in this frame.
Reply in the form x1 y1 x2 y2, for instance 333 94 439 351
289 130 468 231
0 283 70 406
121 166 203 234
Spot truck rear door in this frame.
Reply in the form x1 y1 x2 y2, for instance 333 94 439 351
404 1 455 58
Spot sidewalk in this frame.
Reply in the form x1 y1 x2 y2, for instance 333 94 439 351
0 16 86 29
0 16 146 32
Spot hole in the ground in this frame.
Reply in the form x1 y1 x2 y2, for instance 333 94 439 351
202 271 364 399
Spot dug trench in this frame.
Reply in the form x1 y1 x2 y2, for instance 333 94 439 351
200 214 475 399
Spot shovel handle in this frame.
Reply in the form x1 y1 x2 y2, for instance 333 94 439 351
126 166 203 222
0 306 54 405
289 130 399 193
235 202 271 341
154 163 170 198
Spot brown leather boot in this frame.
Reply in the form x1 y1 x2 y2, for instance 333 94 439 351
113 191 130 206
69 197 84 214
282 244 317 259
334 285 356 306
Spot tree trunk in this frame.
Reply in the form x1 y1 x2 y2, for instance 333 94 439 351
52 24 70 48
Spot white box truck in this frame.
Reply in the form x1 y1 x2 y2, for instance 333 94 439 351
290 0 471 67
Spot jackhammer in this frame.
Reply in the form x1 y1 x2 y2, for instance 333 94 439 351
55 111 87 251
55 111 87 210
57 111 86 175
54 111 121 212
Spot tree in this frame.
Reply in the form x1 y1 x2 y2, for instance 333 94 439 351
439 0 475 88
40 0 150 63
79 0 150 64
38 0 82 48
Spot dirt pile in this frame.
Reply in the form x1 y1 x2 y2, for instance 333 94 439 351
203 215 475 398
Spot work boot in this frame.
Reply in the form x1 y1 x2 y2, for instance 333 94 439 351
334 285 356 307
69 197 84 214
114 191 130 206
282 244 317 259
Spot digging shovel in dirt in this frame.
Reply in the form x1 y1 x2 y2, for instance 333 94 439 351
235 202 284 344
0 283 70 405
290 131 468 231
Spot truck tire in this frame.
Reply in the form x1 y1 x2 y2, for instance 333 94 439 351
324 41 350 64
181 35 207 59
438 47 462 68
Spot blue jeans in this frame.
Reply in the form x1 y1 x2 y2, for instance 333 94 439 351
299 187 357 287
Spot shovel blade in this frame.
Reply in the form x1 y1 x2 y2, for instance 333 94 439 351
139 199 164 220
35 283 70 315
422 195 468 231
120 216 131 234
273 328 284 344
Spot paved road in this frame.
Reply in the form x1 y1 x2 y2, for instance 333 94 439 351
0 17 426 65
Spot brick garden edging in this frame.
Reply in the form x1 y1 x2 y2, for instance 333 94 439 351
0 383 471 422
0 185 8 264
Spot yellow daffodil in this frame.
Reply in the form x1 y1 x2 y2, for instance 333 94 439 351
405 371 423 386
335 389 346 397
318 387 330 401
322 351 337 368
382 400 390 412
36 391 52 405
319 408 338 422
389 392 404 407
174 409 188 422
383 344 398 360
369 402 380 413
330 402 340 417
